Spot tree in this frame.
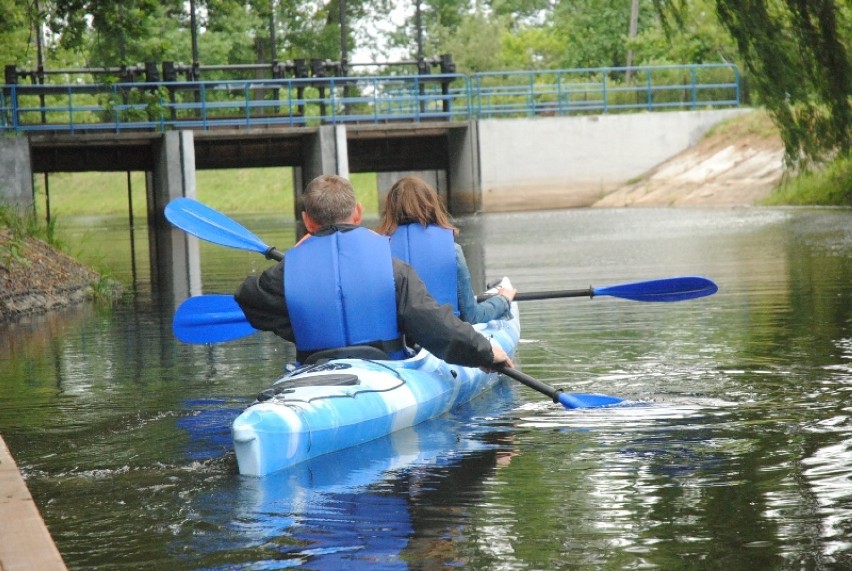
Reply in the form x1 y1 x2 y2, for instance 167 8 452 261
0 0 36 68
50 0 186 67
658 0 851 167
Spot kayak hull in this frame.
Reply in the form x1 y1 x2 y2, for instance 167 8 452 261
232 302 520 476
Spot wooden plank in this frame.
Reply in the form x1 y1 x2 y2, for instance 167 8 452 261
0 436 67 571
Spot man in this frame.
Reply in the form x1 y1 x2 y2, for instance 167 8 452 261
235 174 514 370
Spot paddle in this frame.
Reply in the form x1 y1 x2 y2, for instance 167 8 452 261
173 294 622 408
478 276 718 303
164 197 284 261
494 365 623 409
173 294 258 344
166 198 717 305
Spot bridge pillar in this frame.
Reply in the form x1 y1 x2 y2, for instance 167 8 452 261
147 130 201 306
293 125 349 222
0 138 34 213
447 121 481 214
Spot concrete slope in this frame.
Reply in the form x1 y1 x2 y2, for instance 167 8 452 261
594 131 785 207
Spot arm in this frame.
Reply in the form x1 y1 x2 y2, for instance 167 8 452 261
234 261 295 342
394 259 502 368
455 244 511 324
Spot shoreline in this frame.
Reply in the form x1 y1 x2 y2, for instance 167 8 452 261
0 230 103 323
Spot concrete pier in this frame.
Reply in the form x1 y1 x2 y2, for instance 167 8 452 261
0 436 67 570
0 138 34 213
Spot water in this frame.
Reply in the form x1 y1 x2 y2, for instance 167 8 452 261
2 207 852 570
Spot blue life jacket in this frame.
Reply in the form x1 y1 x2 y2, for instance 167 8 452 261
390 223 459 316
284 227 404 360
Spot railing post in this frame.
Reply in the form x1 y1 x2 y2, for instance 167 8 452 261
528 72 535 117
244 84 250 127
691 66 697 109
646 69 652 111
440 54 454 116
11 85 19 132
734 65 741 106
329 78 336 123
200 83 208 130
66 86 74 133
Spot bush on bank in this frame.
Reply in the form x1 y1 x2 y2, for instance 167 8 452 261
763 154 852 206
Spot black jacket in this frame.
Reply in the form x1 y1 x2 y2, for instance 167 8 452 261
234 230 495 368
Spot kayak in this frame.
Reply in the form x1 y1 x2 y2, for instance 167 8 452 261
232 281 520 477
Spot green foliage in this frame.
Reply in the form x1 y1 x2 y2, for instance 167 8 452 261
0 204 29 266
0 202 60 245
52 0 187 65
99 85 168 123
0 202 64 268
0 1 33 67
763 153 852 205
434 14 509 73
552 0 633 69
634 0 739 65
710 0 850 167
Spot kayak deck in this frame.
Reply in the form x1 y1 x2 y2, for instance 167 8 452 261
232 299 520 476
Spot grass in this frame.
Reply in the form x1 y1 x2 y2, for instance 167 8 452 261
31 168 381 218
763 153 852 206
704 108 779 140
706 109 851 207
0 202 61 246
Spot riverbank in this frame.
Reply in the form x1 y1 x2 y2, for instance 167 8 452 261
0 228 103 322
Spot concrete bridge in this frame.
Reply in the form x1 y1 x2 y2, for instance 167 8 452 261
2 108 745 217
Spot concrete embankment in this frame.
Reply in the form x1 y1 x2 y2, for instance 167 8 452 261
0 436 67 570
476 108 784 211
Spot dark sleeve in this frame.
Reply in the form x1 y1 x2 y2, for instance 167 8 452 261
234 261 295 342
393 259 495 368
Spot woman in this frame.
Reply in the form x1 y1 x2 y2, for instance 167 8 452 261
376 175 517 324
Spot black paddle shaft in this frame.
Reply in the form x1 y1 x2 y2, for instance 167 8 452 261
496 365 562 402
477 288 593 303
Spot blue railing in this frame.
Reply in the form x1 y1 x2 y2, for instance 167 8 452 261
0 64 739 134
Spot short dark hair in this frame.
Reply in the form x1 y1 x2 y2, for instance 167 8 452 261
302 175 357 226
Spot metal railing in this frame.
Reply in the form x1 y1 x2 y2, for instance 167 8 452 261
0 64 739 134
473 64 740 118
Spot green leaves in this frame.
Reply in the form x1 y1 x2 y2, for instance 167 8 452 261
715 0 850 167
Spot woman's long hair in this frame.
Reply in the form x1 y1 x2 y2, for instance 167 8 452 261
375 176 457 236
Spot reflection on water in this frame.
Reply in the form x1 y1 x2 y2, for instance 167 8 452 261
1 207 852 569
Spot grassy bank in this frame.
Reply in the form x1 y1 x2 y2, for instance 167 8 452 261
31 169 380 218
698 109 851 207
763 153 852 206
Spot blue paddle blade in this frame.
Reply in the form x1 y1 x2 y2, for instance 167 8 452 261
557 392 624 409
173 294 259 344
594 276 717 302
165 197 272 255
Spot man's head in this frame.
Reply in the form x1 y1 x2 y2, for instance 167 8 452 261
302 175 362 231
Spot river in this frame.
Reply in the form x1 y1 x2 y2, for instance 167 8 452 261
1 206 851 570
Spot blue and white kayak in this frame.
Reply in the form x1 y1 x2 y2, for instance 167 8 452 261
232 283 520 477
